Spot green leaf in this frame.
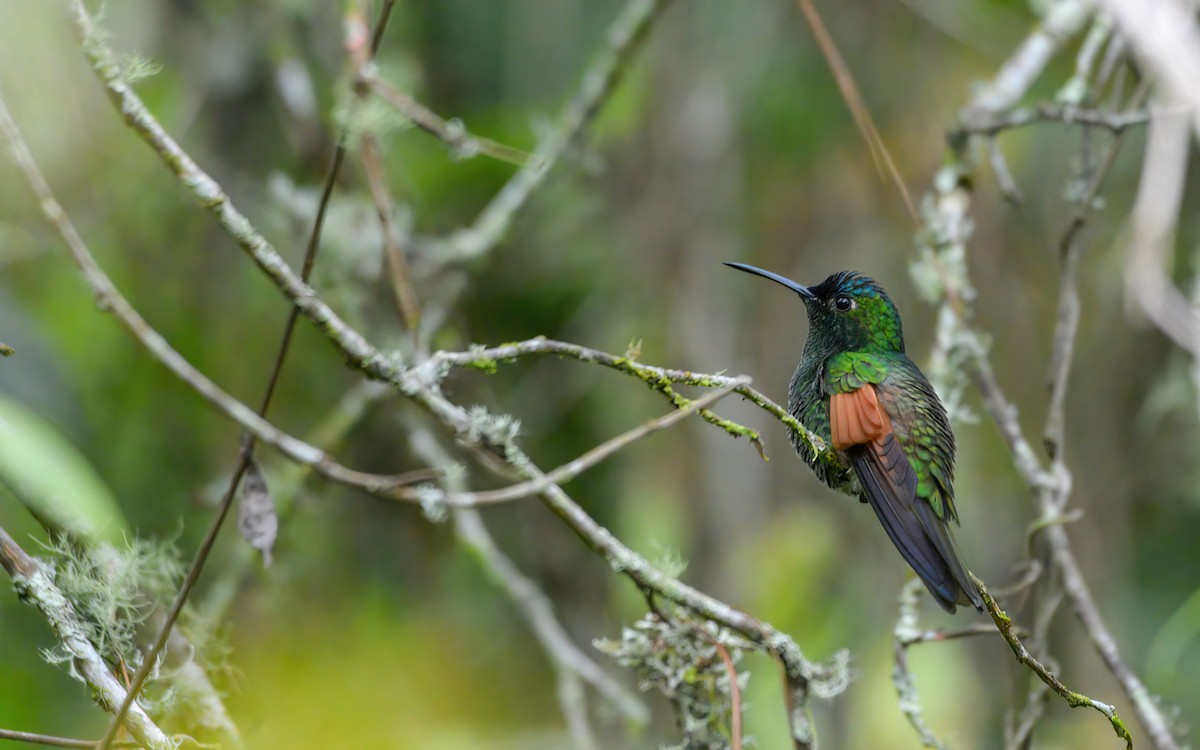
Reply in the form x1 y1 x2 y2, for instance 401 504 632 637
0 395 127 544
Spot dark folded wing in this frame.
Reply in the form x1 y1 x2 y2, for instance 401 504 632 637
848 434 963 613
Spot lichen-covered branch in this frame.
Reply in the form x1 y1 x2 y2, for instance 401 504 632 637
892 580 950 750
424 336 837 469
42 0 891 744
597 610 749 749
63 0 398 383
0 526 176 750
6 53 843 743
407 385 850 750
956 103 1148 137
0 91 431 500
908 1 1182 746
420 379 748 506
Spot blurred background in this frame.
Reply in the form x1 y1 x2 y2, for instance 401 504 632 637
1 1 1197 748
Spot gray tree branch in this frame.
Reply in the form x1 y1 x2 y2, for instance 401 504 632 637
911 1 1182 746
0 526 176 750
47 2 849 745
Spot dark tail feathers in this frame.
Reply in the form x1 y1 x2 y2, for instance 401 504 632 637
849 441 982 613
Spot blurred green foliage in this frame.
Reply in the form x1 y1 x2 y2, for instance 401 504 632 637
1 1 1199 748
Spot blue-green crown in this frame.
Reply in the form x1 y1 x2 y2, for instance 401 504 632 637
806 271 904 353
809 271 883 301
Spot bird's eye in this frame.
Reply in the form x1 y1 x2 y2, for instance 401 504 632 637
834 295 854 312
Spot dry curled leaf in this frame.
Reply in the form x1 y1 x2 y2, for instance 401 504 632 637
238 458 277 567
751 436 768 462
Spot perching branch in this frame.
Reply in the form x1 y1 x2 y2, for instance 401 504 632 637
424 336 834 465
406 384 850 749
974 575 1132 748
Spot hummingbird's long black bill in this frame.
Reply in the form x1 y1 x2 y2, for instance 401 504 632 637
724 262 816 300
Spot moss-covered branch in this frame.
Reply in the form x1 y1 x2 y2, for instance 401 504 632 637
974 575 1133 749
427 336 839 472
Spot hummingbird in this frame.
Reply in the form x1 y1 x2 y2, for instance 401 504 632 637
725 263 982 613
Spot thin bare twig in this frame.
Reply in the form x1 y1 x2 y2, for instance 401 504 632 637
706 637 744 750
360 73 534 167
958 103 1148 137
57 3 402 744
359 135 422 337
424 336 836 466
793 0 917 223
0 729 138 749
900 623 999 648
1046 102 1139 458
427 380 747 506
1057 13 1115 104
63 0 398 384
199 382 393 623
892 579 951 750
988 137 1025 204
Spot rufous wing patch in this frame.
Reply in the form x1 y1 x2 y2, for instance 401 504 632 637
830 385 893 450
